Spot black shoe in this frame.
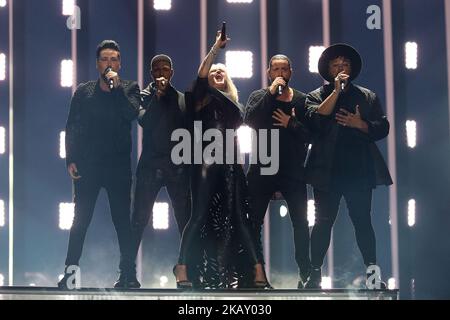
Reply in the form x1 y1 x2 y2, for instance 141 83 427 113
114 273 141 289
297 268 311 289
304 268 322 289
173 265 193 289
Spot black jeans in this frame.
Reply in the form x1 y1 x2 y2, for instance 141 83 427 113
247 172 311 277
64 163 134 271
310 188 376 268
131 166 190 259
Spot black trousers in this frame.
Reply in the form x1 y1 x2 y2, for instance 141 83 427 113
64 163 134 271
310 188 377 268
131 166 190 259
247 172 311 277
178 164 259 266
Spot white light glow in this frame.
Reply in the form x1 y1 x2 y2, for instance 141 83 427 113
0 0 7 8
279 205 288 218
59 202 75 230
237 125 252 154
160 275 168 287
0 126 5 154
388 277 396 290
307 199 315 227
154 0 171 10
61 60 73 88
153 202 169 230
408 199 416 227
0 53 6 81
0 274 4 286
309 46 325 73
59 131 66 159
227 0 253 3
405 42 418 70
0 200 5 227
406 120 417 148
226 51 253 79
62 0 75 16
321 276 332 289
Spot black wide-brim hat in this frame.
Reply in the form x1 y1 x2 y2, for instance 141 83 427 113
318 43 362 82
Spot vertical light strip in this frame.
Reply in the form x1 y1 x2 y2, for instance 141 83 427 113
136 0 144 282
200 0 207 60
445 0 450 138
8 0 14 287
259 0 270 279
322 0 333 283
383 0 400 288
71 0 77 94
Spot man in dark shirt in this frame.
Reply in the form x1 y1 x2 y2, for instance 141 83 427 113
245 55 311 289
304 44 392 289
59 40 140 289
130 55 191 282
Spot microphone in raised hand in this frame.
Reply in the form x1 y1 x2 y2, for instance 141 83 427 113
104 67 114 90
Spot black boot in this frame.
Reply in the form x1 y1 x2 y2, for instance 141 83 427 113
304 267 322 289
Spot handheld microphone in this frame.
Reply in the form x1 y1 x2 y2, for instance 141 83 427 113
340 80 345 91
220 22 226 49
104 67 114 90
278 85 283 96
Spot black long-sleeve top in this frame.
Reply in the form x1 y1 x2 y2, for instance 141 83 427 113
305 83 393 191
65 80 140 167
137 83 186 172
244 88 310 181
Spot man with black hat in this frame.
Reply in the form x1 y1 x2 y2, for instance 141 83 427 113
59 40 141 289
245 54 311 289
304 44 392 289
130 54 191 286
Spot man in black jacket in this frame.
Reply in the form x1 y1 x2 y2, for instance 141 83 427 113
245 55 311 289
59 40 140 289
304 44 392 289
130 55 191 282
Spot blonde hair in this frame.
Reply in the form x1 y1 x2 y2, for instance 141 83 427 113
210 63 239 104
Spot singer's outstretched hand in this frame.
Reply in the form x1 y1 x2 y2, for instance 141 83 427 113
269 77 287 96
215 30 229 50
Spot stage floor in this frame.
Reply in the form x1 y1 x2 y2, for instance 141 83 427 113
0 287 399 300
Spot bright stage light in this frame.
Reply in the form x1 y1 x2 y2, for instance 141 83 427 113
59 131 66 159
154 0 171 10
60 60 73 88
309 46 325 73
388 277 396 290
406 120 417 148
227 0 253 3
408 199 416 227
0 53 6 81
160 275 169 287
321 276 332 289
226 51 253 79
62 0 75 16
307 199 315 227
0 273 4 286
0 199 5 227
153 202 169 230
0 0 7 8
59 202 75 230
0 126 5 154
279 205 288 218
237 125 252 154
405 42 418 70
